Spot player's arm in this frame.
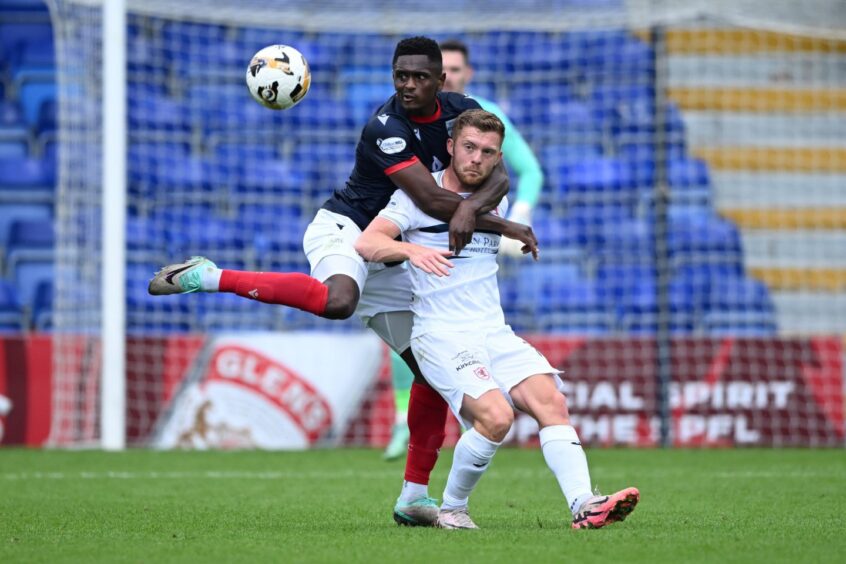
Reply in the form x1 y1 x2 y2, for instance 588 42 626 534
389 162 535 257
354 218 454 277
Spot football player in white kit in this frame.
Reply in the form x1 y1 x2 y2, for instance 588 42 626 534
355 109 639 530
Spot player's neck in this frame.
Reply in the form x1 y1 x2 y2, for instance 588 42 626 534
441 167 472 195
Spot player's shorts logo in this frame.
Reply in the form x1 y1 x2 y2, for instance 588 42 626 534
377 137 407 155
473 366 491 381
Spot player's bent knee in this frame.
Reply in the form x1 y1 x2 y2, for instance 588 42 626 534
477 403 514 442
322 277 360 319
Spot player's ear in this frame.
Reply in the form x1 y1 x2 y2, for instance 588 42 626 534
447 137 454 157
438 71 446 91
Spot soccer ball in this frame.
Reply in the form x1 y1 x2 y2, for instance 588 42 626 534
245 45 311 110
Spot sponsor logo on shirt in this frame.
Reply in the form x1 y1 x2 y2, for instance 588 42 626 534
377 137 407 155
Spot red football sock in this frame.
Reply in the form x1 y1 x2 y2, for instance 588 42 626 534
219 270 328 316
404 381 449 485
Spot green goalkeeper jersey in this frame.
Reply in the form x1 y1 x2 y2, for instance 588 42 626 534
472 96 544 209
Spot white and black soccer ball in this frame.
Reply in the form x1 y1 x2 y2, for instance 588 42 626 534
245 45 311 110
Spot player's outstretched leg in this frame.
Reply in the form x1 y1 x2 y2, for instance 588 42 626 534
509 374 639 530
147 257 366 319
383 351 413 461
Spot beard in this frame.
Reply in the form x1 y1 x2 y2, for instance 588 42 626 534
454 166 487 187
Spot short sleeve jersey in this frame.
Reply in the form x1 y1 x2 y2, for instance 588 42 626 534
321 91 481 230
377 171 509 338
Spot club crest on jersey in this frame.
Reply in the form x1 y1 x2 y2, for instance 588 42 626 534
473 366 491 381
377 137 406 155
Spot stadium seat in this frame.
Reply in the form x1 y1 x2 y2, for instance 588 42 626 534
667 206 744 270
0 22 52 64
0 100 25 129
31 278 51 331
0 279 23 332
563 204 634 249
0 139 27 158
0 202 51 251
17 78 56 128
552 157 635 201
35 98 56 133
343 81 396 127
128 95 193 134
701 277 777 335
11 259 52 308
0 156 52 190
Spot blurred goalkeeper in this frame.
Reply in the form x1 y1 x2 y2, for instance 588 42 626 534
440 39 544 257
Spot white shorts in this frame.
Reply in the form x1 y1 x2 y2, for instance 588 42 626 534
303 209 414 351
411 325 560 429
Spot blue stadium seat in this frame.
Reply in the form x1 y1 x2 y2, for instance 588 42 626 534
0 139 27 158
344 81 395 127
0 278 23 332
667 206 743 270
701 277 777 335
553 157 634 200
11 259 52 308
231 154 307 195
128 95 192 133
31 278 51 331
0 22 52 64
292 142 354 184
0 202 51 249
0 100 25 129
6 217 53 251
564 204 633 249
17 79 56 127
35 97 56 133
588 83 654 124
514 263 612 333
0 156 52 189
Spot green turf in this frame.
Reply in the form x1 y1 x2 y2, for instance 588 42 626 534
1 448 844 563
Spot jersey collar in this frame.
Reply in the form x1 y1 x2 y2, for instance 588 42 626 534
408 99 442 124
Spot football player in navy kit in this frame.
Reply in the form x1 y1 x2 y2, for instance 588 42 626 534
149 37 537 526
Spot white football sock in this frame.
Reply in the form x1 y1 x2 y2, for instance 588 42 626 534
539 425 594 515
200 265 222 292
441 428 501 510
398 480 428 504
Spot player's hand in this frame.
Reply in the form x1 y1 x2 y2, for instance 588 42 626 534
448 201 477 256
500 221 539 260
408 245 454 277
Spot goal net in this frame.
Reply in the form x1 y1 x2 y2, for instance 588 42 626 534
46 0 846 447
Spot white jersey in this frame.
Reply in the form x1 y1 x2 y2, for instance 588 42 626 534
377 171 509 338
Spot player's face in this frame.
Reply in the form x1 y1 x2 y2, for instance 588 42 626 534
442 50 472 94
393 55 444 114
447 127 502 187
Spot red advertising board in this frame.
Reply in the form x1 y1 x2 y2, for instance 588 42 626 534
0 334 842 447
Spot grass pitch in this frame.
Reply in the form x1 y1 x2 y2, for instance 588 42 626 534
1 448 844 563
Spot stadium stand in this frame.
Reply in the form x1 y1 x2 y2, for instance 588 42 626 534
0 0 783 336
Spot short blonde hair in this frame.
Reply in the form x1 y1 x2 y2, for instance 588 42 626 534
452 109 505 146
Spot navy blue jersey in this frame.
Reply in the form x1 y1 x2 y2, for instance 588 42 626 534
321 91 482 230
